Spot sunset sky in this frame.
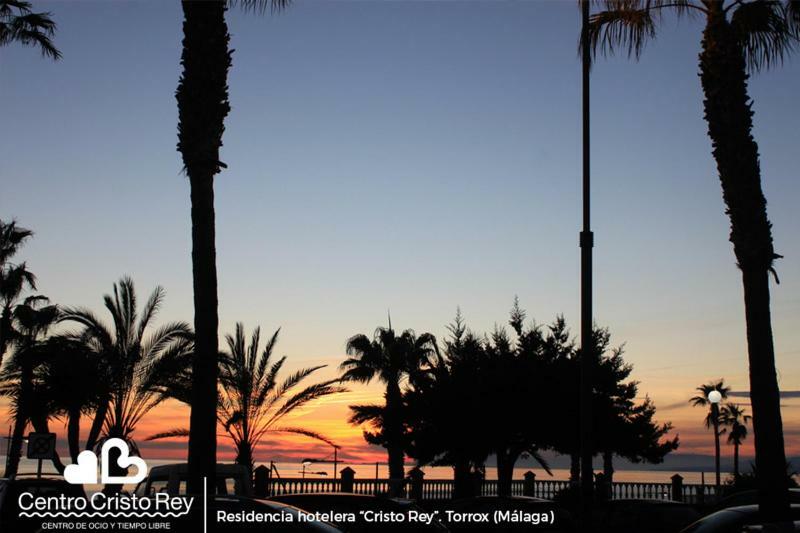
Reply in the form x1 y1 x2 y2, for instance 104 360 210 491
2 0 799 472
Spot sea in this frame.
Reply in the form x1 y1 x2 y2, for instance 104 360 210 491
3 455 723 492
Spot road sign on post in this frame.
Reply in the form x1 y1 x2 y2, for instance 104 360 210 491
26 432 56 460
26 432 56 479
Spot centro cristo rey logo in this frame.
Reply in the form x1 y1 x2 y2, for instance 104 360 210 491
18 438 194 520
64 438 147 485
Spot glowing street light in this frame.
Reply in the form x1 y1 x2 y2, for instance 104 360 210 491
301 459 313 479
708 390 723 497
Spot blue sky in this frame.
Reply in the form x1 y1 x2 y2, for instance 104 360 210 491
2 0 799 455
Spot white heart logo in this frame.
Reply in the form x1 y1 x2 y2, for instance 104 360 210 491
100 438 148 485
64 450 99 485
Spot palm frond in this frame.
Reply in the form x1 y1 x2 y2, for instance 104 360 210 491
58 307 113 346
263 364 326 408
647 0 701 18
585 4 657 60
223 410 245 431
0 3 61 60
145 428 190 441
229 0 293 14
731 0 798 72
338 361 376 384
344 334 374 357
255 328 280 384
0 263 37 301
140 321 193 361
252 352 285 406
788 0 800 33
347 403 385 426
270 426 337 448
0 219 34 264
136 286 165 341
138 337 193 402
526 447 553 476
269 380 348 424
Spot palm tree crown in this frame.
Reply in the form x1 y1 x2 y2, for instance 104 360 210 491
585 0 799 73
0 219 33 265
341 327 439 388
690 379 731 429
0 295 59 477
0 219 36 369
59 277 192 453
340 326 438 494
218 323 346 471
722 403 751 445
149 322 346 475
0 0 60 59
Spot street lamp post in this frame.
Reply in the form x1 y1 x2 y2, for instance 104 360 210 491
708 389 723 498
333 446 339 481
300 444 341 481
579 0 594 528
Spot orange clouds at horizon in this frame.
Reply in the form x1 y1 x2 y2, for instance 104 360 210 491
3 384 800 470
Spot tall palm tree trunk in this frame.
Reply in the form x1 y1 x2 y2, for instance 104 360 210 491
236 440 254 484
713 419 721 489
187 154 221 496
0 307 11 369
5 411 27 478
178 0 231 496
4 362 32 478
734 442 740 482
699 6 789 520
570 453 580 485
385 383 405 496
67 407 81 463
85 398 109 451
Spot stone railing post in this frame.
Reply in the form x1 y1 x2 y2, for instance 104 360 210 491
671 474 683 502
697 472 706 506
340 467 355 493
523 471 536 497
408 467 425 501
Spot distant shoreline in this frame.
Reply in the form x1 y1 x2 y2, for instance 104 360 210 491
3 456 732 486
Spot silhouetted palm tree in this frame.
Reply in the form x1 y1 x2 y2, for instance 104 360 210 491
60 277 192 463
0 219 35 369
176 0 291 494
341 326 438 495
0 0 60 59
34 336 105 463
0 295 58 477
722 403 751 482
149 322 345 481
690 379 730 491
586 0 799 519
219 323 346 474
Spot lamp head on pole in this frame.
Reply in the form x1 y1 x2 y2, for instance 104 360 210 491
708 390 722 405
